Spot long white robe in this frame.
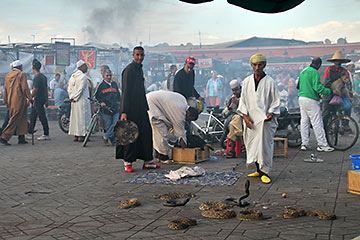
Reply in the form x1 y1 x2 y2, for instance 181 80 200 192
67 70 91 136
147 90 188 156
238 75 280 174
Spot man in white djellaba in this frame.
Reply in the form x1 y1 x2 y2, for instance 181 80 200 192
237 54 280 184
67 60 91 142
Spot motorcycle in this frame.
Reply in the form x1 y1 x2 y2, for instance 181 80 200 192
276 107 301 147
58 100 71 133
219 106 301 149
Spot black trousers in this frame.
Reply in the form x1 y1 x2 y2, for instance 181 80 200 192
0 110 9 135
29 101 49 135
1 110 32 136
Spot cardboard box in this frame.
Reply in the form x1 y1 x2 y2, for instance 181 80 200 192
348 170 360 195
172 146 209 164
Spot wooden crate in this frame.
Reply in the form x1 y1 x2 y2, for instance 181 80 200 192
172 146 209 164
274 137 288 157
348 170 360 195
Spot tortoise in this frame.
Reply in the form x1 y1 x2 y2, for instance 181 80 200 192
118 198 141 209
237 209 265 221
152 192 196 201
201 209 236 219
168 217 197 230
307 210 336 220
277 206 306 219
199 201 232 211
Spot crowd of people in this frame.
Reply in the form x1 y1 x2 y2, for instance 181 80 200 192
1 48 359 185
225 50 359 184
0 59 50 145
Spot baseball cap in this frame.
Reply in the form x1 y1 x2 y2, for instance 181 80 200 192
185 56 196 64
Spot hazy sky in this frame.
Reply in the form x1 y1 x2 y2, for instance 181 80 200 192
1 0 360 46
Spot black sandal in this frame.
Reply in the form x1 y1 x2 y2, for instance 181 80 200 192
163 198 191 207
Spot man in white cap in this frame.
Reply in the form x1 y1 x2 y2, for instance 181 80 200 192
0 60 32 145
223 79 243 158
238 54 280 184
67 60 91 142
223 79 242 116
322 50 352 129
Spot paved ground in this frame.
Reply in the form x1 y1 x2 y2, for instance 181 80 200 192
1 121 360 240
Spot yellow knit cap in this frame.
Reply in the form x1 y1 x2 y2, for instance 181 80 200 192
250 54 267 64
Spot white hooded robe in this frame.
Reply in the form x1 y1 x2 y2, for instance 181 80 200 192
67 70 91 137
238 75 280 174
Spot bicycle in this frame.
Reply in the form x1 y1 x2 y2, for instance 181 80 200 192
325 104 359 151
191 106 225 144
82 99 112 147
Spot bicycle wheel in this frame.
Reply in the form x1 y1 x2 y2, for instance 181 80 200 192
326 116 359 151
82 116 98 147
220 128 228 149
191 114 211 142
212 121 224 143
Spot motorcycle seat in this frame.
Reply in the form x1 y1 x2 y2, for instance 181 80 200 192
279 107 288 117
288 107 300 114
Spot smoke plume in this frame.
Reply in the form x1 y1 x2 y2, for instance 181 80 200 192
82 0 154 46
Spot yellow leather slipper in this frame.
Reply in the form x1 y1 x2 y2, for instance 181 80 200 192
247 171 260 177
261 175 271 184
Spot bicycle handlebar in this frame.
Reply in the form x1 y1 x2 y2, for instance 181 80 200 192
88 98 114 114
206 105 220 111
88 97 99 104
